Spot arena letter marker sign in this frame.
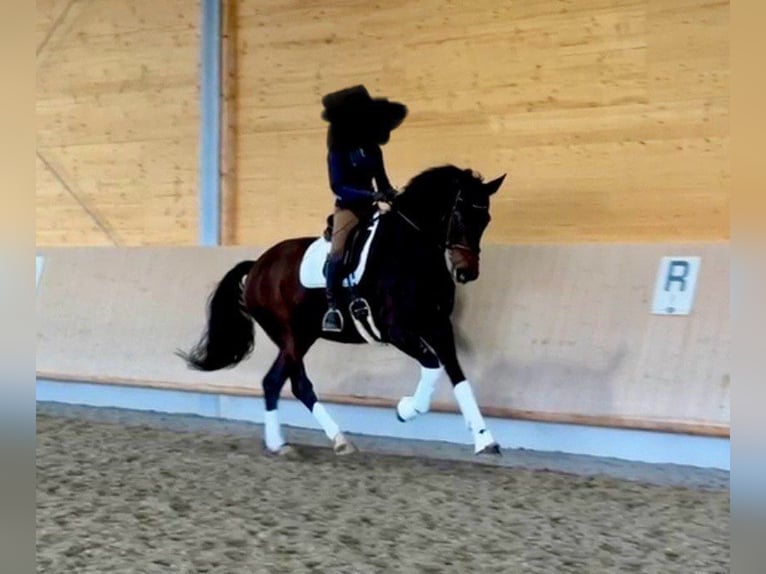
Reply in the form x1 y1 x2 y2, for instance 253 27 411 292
651 256 701 315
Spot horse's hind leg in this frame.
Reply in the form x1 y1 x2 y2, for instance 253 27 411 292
262 352 292 454
290 359 357 455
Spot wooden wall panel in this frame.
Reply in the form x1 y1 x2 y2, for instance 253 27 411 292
37 0 71 49
36 155 114 245
229 0 729 245
36 0 200 246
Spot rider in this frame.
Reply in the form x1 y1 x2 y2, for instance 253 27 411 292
320 85 407 333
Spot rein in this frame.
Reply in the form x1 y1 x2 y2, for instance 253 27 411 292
392 189 471 253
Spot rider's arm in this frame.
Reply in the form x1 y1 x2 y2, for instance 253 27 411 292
328 151 376 204
370 145 393 195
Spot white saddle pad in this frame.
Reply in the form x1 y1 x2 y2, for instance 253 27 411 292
299 214 381 289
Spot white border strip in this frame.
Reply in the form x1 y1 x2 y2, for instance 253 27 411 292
36 255 44 287
37 378 729 471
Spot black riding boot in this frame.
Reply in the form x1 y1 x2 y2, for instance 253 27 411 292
322 257 344 332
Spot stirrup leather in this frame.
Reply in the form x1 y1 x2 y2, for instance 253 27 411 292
349 297 372 321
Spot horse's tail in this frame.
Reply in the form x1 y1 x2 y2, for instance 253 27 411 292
176 260 256 371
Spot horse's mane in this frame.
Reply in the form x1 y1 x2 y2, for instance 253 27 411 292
400 165 483 200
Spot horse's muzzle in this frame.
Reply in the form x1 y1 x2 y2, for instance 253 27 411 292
449 246 480 284
455 268 479 284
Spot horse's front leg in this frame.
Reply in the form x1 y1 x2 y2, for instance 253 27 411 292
423 318 501 456
385 326 444 422
396 363 444 422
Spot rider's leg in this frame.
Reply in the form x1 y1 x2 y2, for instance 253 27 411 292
323 207 358 332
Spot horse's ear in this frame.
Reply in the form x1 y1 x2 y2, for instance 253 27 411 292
484 174 506 195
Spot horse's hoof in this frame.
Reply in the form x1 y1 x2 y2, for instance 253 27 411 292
477 442 502 456
396 397 417 423
265 443 297 458
333 434 358 456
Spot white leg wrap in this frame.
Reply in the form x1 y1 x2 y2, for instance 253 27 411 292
453 380 496 453
453 380 485 431
412 366 442 412
264 409 285 452
397 366 442 421
396 396 418 421
312 402 340 441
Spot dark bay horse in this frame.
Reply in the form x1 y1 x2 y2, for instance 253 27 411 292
178 165 506 456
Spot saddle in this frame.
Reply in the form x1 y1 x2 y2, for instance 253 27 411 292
320 211 383 343
322 212 375 278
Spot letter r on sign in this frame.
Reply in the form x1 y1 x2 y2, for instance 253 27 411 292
665 260 690 292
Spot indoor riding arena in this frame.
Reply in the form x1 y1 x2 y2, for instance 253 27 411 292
36 1 729 573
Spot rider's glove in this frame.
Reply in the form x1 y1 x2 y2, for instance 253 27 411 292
374 188 397 203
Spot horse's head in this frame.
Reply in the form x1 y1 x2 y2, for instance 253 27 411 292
397 165 506 283
444 170 505 283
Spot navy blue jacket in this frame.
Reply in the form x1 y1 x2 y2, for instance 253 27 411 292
328 145 392 209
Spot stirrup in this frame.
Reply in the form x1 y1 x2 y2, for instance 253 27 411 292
349 297 372 321
322 308 344 332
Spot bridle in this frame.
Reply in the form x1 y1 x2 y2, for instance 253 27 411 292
393 184 475 254
442 189 473 254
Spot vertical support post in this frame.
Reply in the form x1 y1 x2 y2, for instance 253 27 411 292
199 0 222 246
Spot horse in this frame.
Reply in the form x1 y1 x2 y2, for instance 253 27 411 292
177 164 506 457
